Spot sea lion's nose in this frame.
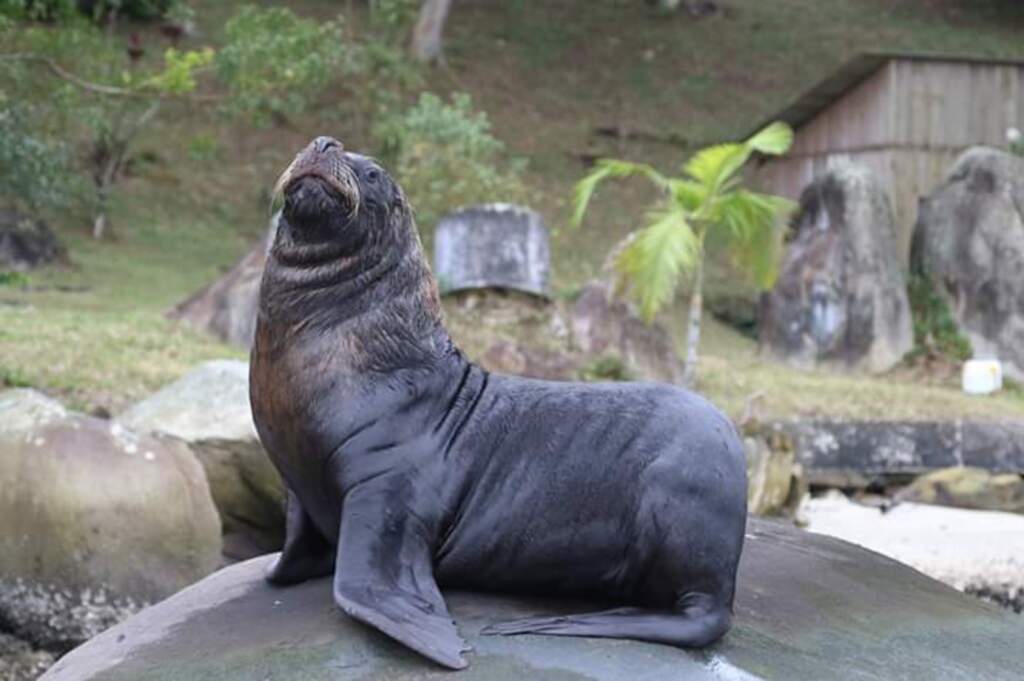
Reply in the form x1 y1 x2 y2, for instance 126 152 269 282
313 136 341 154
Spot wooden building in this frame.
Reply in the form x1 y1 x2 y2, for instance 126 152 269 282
751 53 1024 261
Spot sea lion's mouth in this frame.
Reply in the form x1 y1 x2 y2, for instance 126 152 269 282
282 170 359 225
275 137 362 225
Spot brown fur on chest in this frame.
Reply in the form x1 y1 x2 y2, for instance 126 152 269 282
250 321 361 447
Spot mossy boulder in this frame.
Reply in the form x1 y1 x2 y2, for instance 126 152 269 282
744 426 805 516
0 389 221 653
895 467 1024 514
117 361 285 557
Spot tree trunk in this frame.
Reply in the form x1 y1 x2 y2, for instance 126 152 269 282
682 257 705 387
89 102 160 239
410 0 452 63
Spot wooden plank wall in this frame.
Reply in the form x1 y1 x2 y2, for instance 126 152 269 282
786 66 893 156
756 58 1024 267
890 59 1023 149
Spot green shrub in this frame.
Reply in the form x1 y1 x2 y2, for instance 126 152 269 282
368 0 418 35
1008 127 1023 157
0 102 79 212
374 92 528 230
0 270 30 287
0 0 75 20
216 6 355 125
907 274 972 361
2 0 175 21
578 355 632 382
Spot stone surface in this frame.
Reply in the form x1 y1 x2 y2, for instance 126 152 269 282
0 389 221 653
0 632 56 681
760 162 913 373
804 492 1024 618
42 518 1024 681
434 203 550 298
168 216 277 347
444 287 683 385
0 210 66 272
912 147 1024 381
743 426 804 516
569 280 683 384
781 419 1024 487
117 360 284 556
894 466 1024 514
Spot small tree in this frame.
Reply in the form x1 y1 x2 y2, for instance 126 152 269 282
374 92 527 230
572 122 796 386
0 4 352 237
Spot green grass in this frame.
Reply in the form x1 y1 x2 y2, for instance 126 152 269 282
2 0 1023 420
692 317 1024 421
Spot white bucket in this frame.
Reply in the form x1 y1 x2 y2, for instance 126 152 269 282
962 359 1003 395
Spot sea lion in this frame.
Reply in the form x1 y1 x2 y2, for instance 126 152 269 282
249 135 748 670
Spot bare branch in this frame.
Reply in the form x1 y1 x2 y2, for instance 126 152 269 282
0 52 221 102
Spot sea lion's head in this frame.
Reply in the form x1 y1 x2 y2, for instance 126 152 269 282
274 136 405 245
264 137 442 337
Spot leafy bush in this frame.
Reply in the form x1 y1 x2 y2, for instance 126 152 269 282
2 0 174 21
0 0 76 20
78 0 175 20
578 355 632 382
1008 127 1023 157
216 6 355 124
0 102 79 211
907 274 972 361
368 0 418 35
374 92 528 229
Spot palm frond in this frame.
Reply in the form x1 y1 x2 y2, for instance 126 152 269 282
571 159 668 227
683 122 795 196
615 205 699 322
747 121 794 156
667 178 706 212
714 189 796 289
682 143 748 193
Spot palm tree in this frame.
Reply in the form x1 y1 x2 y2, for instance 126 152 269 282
572 121 796 387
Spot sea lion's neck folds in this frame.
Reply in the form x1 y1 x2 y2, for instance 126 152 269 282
258 209 452 376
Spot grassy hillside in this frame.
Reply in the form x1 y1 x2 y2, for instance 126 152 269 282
2 0 1023 419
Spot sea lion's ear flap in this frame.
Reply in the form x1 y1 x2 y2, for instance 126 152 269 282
392 182 408 211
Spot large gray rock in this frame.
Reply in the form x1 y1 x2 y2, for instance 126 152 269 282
761 163 913 373
0 210 66 272
0 390 221 653
434 203 550 298
117 361 284 556
569 280 683 384
912 147 1024 380
41 519 1024 681
168 217 277 347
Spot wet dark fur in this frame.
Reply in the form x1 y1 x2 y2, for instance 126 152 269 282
250 137 748 670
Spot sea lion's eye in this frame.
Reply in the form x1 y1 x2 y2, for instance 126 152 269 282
366 169 380 183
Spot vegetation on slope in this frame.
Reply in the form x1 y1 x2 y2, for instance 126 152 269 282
1 0 1023 419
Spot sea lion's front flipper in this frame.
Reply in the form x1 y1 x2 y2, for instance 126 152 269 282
265 489 334 585
333 484 469 670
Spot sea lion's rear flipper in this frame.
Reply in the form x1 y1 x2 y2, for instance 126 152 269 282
481 595 731 649
265 489 334 585
332 485 469 670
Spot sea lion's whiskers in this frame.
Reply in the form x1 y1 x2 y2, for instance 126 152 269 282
272 156 299 207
